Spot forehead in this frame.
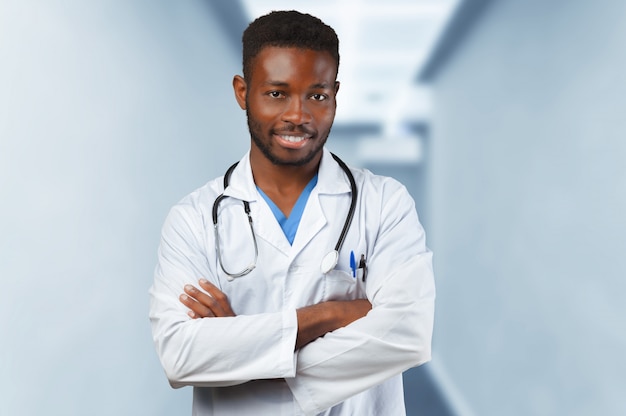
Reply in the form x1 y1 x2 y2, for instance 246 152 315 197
248 46 337 85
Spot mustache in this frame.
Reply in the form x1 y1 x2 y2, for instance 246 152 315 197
244 105 316 136
273 123 315 136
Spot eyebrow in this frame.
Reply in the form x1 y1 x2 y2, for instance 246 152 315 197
263 81 333 90
310 82 333 90
263 81 289 87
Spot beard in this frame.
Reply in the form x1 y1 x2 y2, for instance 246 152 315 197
246 107 331 167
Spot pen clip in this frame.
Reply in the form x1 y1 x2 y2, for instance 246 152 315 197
358 254 367 282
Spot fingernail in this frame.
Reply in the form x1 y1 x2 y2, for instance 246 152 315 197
199 278 208 284
188 311 196 318
180 294 188 301
184 284 195 293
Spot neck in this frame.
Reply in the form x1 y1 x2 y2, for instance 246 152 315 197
249 148 321 217
250 148 321 193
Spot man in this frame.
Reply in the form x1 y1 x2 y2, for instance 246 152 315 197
149 10 435 416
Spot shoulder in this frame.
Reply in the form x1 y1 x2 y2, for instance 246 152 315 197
349 165 413 206
163 176 224 233
177 177 224 211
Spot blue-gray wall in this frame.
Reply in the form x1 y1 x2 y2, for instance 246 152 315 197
0 1 247 414
429 1 626 415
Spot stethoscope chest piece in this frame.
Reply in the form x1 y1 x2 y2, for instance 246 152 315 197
321 250 339 274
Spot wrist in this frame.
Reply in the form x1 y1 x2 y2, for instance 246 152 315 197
295 302 336 349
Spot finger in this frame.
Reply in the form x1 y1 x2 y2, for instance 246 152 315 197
198 279 235 316
179 292 215 319
184 284 231 317
180 291 215 318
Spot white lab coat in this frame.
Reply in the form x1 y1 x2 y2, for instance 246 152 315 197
149 148 435 416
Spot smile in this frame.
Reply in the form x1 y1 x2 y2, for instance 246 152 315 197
278 134 309 143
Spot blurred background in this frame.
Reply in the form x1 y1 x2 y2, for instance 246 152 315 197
1 0 625 415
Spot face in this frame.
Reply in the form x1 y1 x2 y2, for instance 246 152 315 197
233 46 339 167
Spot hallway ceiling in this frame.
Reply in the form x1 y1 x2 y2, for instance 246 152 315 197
239 0 459 131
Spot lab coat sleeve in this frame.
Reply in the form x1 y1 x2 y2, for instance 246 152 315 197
285 182 435 415
149 201 299 388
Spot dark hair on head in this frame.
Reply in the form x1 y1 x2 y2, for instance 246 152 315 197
242 10 339 81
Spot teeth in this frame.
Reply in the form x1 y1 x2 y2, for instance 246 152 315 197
279 135 307 143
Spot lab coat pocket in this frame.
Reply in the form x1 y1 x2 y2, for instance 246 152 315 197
323 269 361 301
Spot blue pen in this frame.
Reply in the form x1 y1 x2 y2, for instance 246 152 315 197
350 251 356 278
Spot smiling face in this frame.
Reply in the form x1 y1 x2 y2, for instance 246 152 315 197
233 46 339 169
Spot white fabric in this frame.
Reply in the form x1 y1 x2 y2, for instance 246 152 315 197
149 148 435 416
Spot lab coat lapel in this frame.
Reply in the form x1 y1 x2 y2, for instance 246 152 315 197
222 153 291 256
290 149 351 255
254 199 292 255
290 187 326 255
222 149 352 258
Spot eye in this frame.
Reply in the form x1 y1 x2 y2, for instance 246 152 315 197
268 91 284 98
310 93 328 101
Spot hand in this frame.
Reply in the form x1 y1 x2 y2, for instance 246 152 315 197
179 279 235 319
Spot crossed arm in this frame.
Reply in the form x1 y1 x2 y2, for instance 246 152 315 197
180 279 372 349
151 182 434 414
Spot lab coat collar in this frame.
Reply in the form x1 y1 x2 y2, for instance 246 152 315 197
219 148 352 257
316 148 353 195
221 151 257 201
222 148 352 200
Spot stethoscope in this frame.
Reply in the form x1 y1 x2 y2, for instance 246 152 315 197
212 153 357 280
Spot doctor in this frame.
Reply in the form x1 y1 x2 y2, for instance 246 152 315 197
149 10 435 416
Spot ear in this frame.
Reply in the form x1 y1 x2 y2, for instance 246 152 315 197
334 81 340 95
233 75 247 110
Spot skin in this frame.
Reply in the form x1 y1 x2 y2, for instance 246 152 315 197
235 46 339 216
180 46 372 349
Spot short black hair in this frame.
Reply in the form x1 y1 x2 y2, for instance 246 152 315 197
241 10 339 81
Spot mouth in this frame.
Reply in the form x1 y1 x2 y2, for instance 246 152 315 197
273 132 313 149
278 134 309 143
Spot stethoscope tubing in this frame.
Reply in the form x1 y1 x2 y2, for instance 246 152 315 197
212 153 357 278
330 153 357 254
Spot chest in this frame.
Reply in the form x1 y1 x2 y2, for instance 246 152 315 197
211 193 372 314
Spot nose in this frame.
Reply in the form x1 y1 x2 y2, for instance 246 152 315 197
282 97 312 125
